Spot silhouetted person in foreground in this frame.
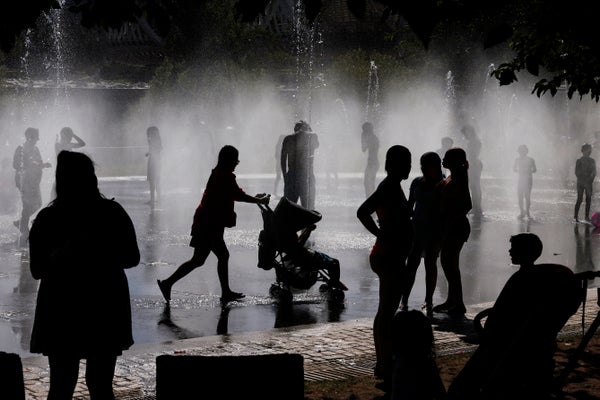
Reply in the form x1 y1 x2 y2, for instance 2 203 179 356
361 121 380 198
357 145 413 392
574 143 596 222
513 144 536 219
390 310 446 400
433 148 471 316
461 125 483 218
403 152 444 316
157 145 269 303
448 233 581 400
13 127 51 239
145 126 162 206
281 120 319 210
28 151 140 400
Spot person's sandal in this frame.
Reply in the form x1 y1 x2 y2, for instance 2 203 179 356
221 291 245 303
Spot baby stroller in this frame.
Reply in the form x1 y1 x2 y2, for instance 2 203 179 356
257 197 347 303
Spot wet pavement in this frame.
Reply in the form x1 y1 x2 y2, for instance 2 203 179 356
1 173 600 398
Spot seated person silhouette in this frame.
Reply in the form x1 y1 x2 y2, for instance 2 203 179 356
390 310 446 400
279 222 347 291
448 233 582 400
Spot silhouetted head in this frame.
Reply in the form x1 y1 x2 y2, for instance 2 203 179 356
518 144 529 156
55 151 100 203
217 145 239 172
441 136 454 149
384 145 411 180
582 143 592 156
442 147 469 172
392 310 435 358
362 122 374 134
509 233 543 266
461 124 476 139
60 127 74 142
294 120 312 134
420 151 443 181
24 127 39 142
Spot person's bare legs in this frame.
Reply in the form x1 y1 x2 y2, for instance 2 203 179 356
157 245 211 301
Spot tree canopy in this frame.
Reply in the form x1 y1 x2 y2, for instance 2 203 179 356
2 0 599 101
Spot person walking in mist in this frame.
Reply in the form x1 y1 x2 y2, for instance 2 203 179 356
281 120 319 210
357 145 413 393
157 145 270 304
574 143 596 222
145 126 162 206
433 148 471 316
13 127 51 240
361 122 380 198
28 151 140 400
402 152 444 316
514 144 537 219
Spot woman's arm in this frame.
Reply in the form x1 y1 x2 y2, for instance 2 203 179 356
357 191 381 237
71 133 86 148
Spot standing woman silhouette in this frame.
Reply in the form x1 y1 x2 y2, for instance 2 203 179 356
357 145 413 392
29 151 140 400
433 148 472 315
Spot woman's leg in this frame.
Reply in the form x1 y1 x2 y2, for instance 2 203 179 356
370 253 403 383
402 241 423 308
48 355 80 400
158 245 212 301
211 235 239 298
438 239 465 312
85 354 117 400
423 248 439 307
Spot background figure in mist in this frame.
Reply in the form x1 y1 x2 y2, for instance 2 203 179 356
574 143 596 222
357 145 413 392
281 120 319 210
433 148 471 316
157 145 269 304
55 127 86 155
13 128 51 238
274 134 285 196
513 144 536 219
52 127 86 199
28 151 140 400
461 125 483 218
390 310 446 400
448 233 581 400
403 152 444 316
145 126 162 205
361 122 380 198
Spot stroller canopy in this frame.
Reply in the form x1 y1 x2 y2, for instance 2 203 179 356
273 197 322 233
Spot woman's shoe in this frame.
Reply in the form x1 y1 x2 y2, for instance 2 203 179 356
445 304 467 316
221 291 245 303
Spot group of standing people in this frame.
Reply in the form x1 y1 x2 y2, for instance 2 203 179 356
357 141 473 392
